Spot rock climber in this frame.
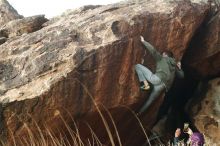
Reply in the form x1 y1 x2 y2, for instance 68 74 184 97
135 36 184 114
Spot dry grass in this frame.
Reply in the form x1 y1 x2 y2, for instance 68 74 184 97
0 79 154 146
0 106 153 146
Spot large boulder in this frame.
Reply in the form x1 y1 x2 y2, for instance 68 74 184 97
0 0 209 145
187 78 220 145
0 0 23 26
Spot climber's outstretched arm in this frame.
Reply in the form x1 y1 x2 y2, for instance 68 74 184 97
140 36 162 61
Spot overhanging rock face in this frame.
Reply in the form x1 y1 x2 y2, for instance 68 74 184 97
0 0 209 145
183 12 220 79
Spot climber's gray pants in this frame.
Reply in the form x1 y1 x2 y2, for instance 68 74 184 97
135 64 161 85
135 64 165 113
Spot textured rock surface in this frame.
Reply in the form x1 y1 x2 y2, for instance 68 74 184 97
187 78 220 145
0 15 48 38
183 11 220 79
0 0 210 145
0 0 22 26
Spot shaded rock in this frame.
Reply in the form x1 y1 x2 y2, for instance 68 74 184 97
0 0 209 145
0 0 23 26
0 37 6 44
183 11 220 79
186 78 220 145
0 29 7 38
0 15 48 38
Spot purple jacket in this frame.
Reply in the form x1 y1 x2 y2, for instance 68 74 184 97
190 132 205 146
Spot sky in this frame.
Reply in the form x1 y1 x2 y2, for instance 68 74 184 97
7 0 123 18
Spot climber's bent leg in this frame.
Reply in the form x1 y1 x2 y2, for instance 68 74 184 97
135 64 161 85
135 64 149 82
138 84 165 114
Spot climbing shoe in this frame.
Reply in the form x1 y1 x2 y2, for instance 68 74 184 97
140 85 150 90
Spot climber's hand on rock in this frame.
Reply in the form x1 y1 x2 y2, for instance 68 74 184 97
177 61 181 69
140 36 145 42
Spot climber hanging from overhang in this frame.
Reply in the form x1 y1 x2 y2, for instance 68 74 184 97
135 36 184 115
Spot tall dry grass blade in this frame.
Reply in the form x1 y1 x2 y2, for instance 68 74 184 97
84 122 103 146
0 140 5 146
120 105 152 146
58 128 70 146
75 79 115 146
9 129 17 146
59 108 84 145
90 130 95 146
27 114 47 146
22 136 31 146
17 136 26 146
100 104 122 146
23 123 36 146
45 127 59 146
64 134 73 146
87 139 92 146
58 114 84 146
11 114 37 146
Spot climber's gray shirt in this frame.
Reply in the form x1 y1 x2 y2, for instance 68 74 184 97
141 40 184 90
